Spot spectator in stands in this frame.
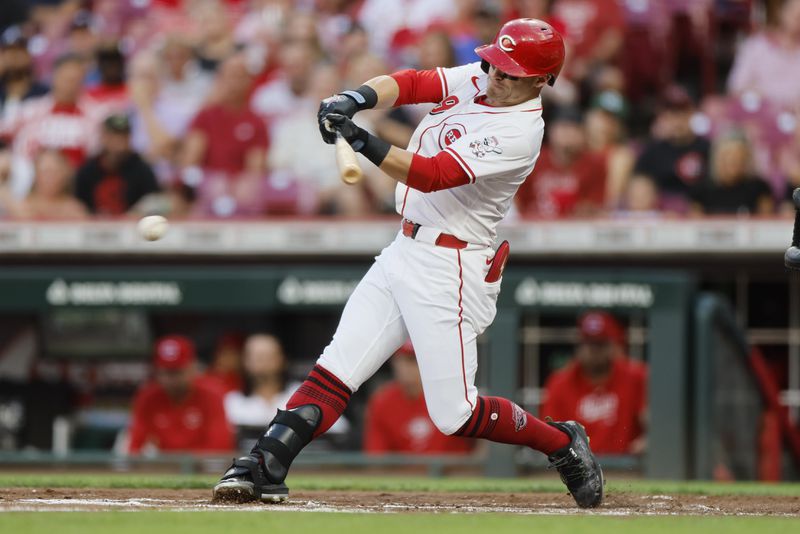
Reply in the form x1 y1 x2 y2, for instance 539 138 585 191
364 341 473 455
3 148 87 220
551 0 625 92
0 27 48 125
193 0 238 72
541 311 647 455
616 174 662 217
728 0 800 110
515 107 607 217
1 53 97 199
689 131 775 216
198 332 245 395
251 41 320 124
182 53 268 177
223 334 300 430
84 42 129 116
633 85 710 213
74 114 160 216
127 335 234 454
128 37 213 177
584 90 635 209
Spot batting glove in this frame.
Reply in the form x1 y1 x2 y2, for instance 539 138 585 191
324 113 368 151
318 86 379 144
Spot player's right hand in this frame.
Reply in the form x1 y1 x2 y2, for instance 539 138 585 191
318 94 359 144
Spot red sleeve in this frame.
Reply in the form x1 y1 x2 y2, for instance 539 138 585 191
199 389 235 452
363 393 392 454
248 116 269 150
390 69 445 106
189 108 212 133
406 151 470 193
127 388 152 454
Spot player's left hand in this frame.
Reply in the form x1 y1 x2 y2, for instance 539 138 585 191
325 113 369 152
318 94 359 144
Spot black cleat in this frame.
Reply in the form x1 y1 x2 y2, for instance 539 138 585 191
212 456 289 503
547 421 604 508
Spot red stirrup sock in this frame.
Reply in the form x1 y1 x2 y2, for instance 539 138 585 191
454 396 570 455
286 364 352 438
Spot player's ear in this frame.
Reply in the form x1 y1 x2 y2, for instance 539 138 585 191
532 75 549 89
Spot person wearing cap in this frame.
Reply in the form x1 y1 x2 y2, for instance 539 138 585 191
515 107 608 217
632 84 711 213
541 312 647 455
0 27 49 125
584 90 636 209
363 341 473 455
127 335 234 454
84 42 129 116
73 113 160 216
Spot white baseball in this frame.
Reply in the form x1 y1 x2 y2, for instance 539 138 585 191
137 215 169 241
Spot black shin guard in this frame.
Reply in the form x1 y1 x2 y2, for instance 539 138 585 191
251 404 321 484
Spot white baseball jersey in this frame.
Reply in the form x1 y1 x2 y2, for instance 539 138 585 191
396 61 545 246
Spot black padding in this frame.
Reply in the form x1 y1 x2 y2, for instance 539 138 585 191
480 59 489 74
273 409 315 444
256 436 293 468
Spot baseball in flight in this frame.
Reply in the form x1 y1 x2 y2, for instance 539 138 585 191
137 215 169 241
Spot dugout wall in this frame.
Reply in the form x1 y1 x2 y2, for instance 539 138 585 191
0 264 699 479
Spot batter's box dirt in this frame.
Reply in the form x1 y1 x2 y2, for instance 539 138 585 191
1 488 798 516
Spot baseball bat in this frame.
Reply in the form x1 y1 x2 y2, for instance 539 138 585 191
785 188 800 270
335 132 363 185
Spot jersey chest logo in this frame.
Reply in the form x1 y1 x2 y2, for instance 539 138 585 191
430 95 460 115
438 123 467 149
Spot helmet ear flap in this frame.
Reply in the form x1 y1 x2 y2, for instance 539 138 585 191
480 59 490 74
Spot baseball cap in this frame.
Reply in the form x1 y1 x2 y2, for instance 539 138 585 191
591 90 629 121
395 340 416 358
153 335 196 369
1 26 27 49
103 114 131 134
578 311 624 345
550 106 583 125
659 85 693 112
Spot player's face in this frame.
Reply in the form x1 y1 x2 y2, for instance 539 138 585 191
576 341 614 377
485 65 543 106
156 366 194 400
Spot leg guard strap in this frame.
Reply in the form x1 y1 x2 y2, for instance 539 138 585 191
251 405 321 484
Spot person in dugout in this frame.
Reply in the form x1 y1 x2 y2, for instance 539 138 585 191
541 311 648 455
363 341 473 455
127 335 234 454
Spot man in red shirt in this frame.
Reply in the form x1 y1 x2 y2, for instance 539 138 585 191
541 311 647 455
182 53 269 178
127 335 235 454
363 342 472 455
516 108 607 217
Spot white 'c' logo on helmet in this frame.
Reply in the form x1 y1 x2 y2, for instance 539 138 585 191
498 34 517 52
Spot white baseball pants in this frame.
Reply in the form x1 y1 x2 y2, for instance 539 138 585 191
317 231 502 435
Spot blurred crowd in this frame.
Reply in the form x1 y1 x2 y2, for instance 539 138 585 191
0 0 798 220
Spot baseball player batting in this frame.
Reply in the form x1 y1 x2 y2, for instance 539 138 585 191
214 18 604 508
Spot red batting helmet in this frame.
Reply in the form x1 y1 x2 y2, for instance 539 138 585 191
475 18 565 86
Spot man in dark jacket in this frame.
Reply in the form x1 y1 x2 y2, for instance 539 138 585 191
75 114 160 215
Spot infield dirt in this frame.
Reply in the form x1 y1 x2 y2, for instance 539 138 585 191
1 487 798 516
